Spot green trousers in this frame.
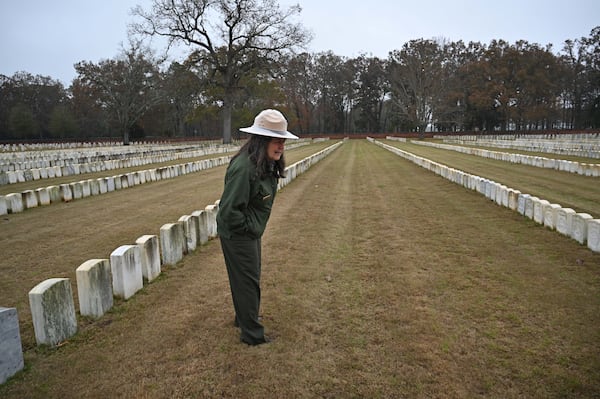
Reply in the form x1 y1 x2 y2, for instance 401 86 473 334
220 236 266 345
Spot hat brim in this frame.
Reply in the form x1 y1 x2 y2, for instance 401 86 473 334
239 126 299 139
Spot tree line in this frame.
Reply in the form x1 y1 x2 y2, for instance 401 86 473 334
0 0 598 144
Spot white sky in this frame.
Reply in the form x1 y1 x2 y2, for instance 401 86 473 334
1 0 598 85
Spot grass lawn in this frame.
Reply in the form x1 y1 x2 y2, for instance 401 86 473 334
1 140 599 398
383 139 600 217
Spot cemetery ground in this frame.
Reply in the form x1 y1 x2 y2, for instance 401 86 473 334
1 139 599 398
383 139 600 218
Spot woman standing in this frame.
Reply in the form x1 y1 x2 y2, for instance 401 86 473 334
217 109 299 345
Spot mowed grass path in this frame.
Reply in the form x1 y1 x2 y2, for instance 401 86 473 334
1 140 599 398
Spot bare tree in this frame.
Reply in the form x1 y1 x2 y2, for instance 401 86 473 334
354 55 388 133
74 43 164 145
131 0 311 143
280 52 318 135
560 26 600 129
388 39 447 136
312 52 350 134
163 62 204 136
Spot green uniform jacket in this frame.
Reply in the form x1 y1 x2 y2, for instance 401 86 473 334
217 152 278 240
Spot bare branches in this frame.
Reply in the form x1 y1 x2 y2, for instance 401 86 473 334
130 0 311 143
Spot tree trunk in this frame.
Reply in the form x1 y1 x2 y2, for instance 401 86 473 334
123 129 130 146
418 124 426 139
222 100 232 144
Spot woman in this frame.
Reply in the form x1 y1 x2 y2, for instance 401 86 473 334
217 109 299 345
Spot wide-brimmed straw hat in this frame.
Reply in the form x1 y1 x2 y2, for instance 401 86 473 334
239 109 299 139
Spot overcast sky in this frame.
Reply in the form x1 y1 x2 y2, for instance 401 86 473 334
1 0 598 85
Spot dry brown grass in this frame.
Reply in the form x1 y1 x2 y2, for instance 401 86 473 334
0 141 332 349
1 140 599 398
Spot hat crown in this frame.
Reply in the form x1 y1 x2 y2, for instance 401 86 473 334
255 109 287 133
239 108 298 139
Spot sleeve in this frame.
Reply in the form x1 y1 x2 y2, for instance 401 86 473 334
218 158 252 236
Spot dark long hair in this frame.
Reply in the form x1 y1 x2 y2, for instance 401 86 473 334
232 135 286 179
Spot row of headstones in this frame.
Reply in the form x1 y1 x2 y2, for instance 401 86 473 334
369 138 600 253
0 155 233 215
402 138 600 177
0 138 340 385
0 202 217 385
0 140 310 185
436 134 600 159
0 142 215 166
38 203 219 340
0 139 224 156
0 141 124 152
0 139 312 172
0 139 311 178
0 140 315 214
438 132 599 140
0 143 237 180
